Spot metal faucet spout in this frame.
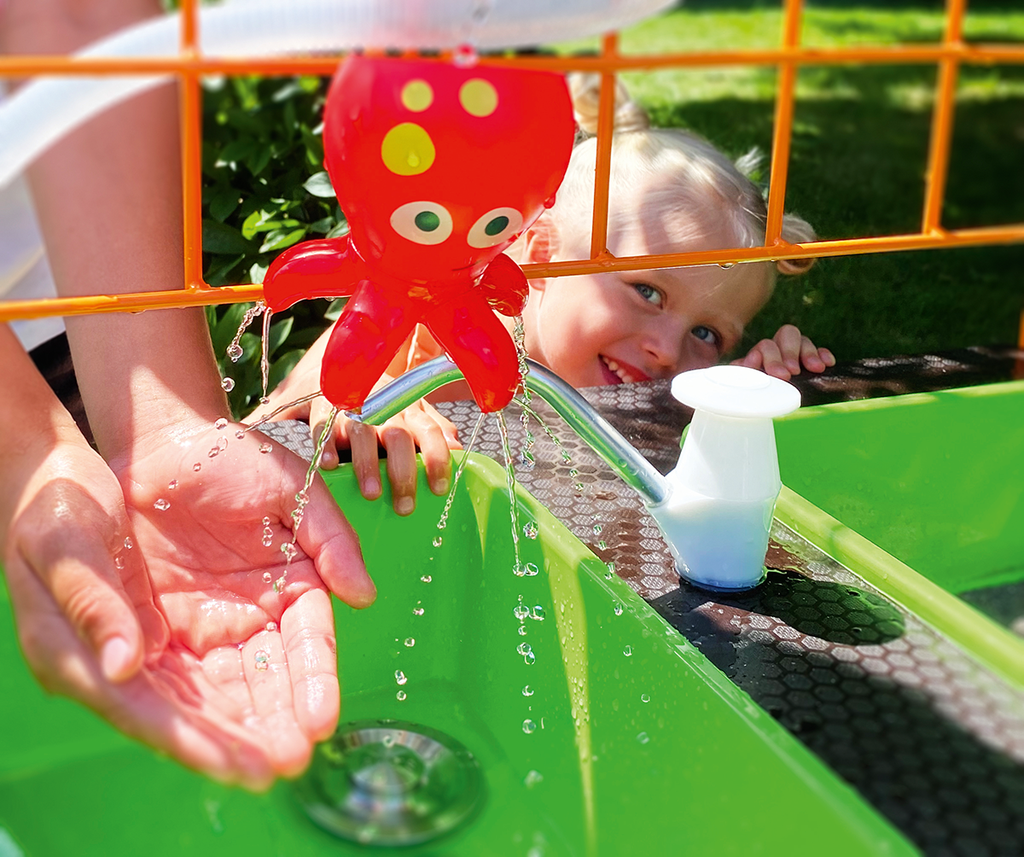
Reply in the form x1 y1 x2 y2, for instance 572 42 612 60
346 356 671 507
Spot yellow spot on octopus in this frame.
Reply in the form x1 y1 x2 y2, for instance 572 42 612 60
400 79 433 112
459 79 498 117
381 123 435 176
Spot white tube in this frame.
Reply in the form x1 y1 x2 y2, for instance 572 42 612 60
0 0 676 189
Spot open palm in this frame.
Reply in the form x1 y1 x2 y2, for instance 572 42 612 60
111 420 375 788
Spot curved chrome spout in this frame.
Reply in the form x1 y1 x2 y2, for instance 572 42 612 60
346 356 670 506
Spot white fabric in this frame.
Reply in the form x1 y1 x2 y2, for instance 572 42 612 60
0 84 63 351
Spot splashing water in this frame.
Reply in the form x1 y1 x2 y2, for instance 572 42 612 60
260 307 274 402
241 391 322 435
436 413 485 534
512 315 536 471
494 410 522 575
226 301 265 363
271 408 339 592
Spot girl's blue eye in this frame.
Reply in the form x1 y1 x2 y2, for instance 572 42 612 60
692 325 718 345
632 282 661 305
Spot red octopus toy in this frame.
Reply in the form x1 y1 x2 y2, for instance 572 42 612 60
261 54 575 413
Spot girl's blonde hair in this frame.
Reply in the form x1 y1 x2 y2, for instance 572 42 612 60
557 73 815 278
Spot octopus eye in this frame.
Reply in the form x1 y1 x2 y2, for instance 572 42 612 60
390 201 453 245
467 207 524 249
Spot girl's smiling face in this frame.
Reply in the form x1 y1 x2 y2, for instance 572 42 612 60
519 207 772 389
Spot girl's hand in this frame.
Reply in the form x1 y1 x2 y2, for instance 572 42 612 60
734 324 835 380
314 398 461 517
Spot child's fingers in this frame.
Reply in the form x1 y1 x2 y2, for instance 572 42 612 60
308 397 340 469
401 409 453 496
344 420 383 500
819 347 836 368
772 325 803 376
379 425 418 515
754 340 791 380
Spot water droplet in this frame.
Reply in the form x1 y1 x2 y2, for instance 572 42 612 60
259 442 273 454
254 650 270 671
614 604 624 617
273 575 287 592
193 462 202 472
395 670 408 686
235 428 246 440
532 606 546 621
404 637 416 648
518 625 528 636
262 532 273 547
514 605 531 621
432 536 443 548
641 693 651 703
153 498 171 511
513 561 539 578
522 685 534 697
280 542 298 562
569 468 579 479
227 343 243 363
592 524 603 536
381 734 395 749
217 436 229 451
208 447 220 459
259 396 270 406
396 690 408 701
413 607 425 616
524 770 543 788
420 574 432 584
220 377 235 392
214 418 228 430
262 516 271 526
623 645 633 657
167 480 178 491
718 261 737 269
262 571 273 584
517 643 533 656
637 731 650 744
522 719 537 735
114 555 125 570
522 521 539 540
597 540 607 550
124 537 134 550
453 43 478 67
524 651 536 665
266 621 278 633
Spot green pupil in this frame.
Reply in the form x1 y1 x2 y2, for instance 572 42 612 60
415 211 441 232
484 215 509 236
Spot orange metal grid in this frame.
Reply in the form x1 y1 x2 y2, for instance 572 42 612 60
0 0 1022 340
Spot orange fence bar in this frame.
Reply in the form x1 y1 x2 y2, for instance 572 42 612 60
589 33 619 260
921 0 967 234
764 0 803 245
0 1 1021 325
179 0 206 291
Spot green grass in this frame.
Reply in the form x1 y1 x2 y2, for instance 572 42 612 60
202 2 1024 412
612 1 1024 358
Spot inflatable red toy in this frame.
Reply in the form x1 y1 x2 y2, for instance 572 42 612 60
262 55 575 413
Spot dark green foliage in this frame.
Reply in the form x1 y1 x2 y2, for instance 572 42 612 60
201 75 348 417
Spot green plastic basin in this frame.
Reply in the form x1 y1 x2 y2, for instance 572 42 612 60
0 453 912 855
775 379 1024 686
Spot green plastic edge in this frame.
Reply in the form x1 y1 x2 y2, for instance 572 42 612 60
459 454 917 853
775 484 1024 688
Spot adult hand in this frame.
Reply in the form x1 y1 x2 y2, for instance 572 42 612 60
104 417 376 788
733 323 835 380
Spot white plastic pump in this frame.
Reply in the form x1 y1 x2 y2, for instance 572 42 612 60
649 365 800 591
